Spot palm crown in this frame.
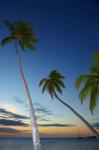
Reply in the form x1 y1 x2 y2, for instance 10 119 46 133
76 53 99 114
39 70 65 99
1 20 38 51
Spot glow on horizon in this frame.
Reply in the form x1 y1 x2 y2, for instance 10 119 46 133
0 124 98 138
0 100 99 138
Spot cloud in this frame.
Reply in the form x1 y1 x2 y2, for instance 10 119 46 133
92 122 99 129
0 108 29 120
14 97 53 116
38 123 75 127
36 114 50 121
1 104 18 113
34 103 54 117
34 103 54 122
0 127 21 133
0 107 52 124
0 101 56 125
13 96 24 104
0 108 7 113
11 113 29 120
38 118 50 122
35 108 53 116
0 119 29 126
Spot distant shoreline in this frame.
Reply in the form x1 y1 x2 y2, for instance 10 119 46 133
0 136 96 140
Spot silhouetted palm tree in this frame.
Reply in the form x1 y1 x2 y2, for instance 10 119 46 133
1 20 41 150
76 52 99 114
39 70 99 140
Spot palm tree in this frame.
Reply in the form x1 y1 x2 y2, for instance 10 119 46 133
1 21 41 150
39 70 99 140
76 52 99 114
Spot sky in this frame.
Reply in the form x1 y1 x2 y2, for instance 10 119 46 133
0 0 99 138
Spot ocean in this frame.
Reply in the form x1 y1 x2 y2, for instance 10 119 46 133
0 138 99 150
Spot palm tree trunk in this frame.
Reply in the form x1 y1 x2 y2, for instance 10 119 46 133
15 41 41 150
54 92 99 141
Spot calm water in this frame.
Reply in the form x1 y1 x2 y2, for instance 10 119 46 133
0 138 99 150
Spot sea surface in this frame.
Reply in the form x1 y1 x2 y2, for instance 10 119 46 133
0 138 99 150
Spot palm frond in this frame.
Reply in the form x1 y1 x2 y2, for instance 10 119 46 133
47 83 54 99
18 41 25 51
4 20 15 32
75 74 89 89
55 79 65 89
15 21 37 41
39 78 47 87
90 66 99 74
54 82 62 94
25 42 36 51
49 70 65 80
19 39 36 51
42 80 48 93
32 37 38 43
16 21 32 33
89 84 98 114
86 77 99 85
1 36 13 46
79 83 91 104
94 52 99 67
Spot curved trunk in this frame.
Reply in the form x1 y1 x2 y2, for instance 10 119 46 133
54 93 99 141
15 41 41 150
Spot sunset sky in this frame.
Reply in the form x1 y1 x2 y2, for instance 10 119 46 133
0 0 99 138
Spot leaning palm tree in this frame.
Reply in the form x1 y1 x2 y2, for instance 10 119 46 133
1 21 41 150
39 70 99 140
76 52 99 114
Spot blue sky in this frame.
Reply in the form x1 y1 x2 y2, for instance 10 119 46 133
0 0 99 138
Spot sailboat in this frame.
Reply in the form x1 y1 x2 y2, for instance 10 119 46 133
77 128 83 139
